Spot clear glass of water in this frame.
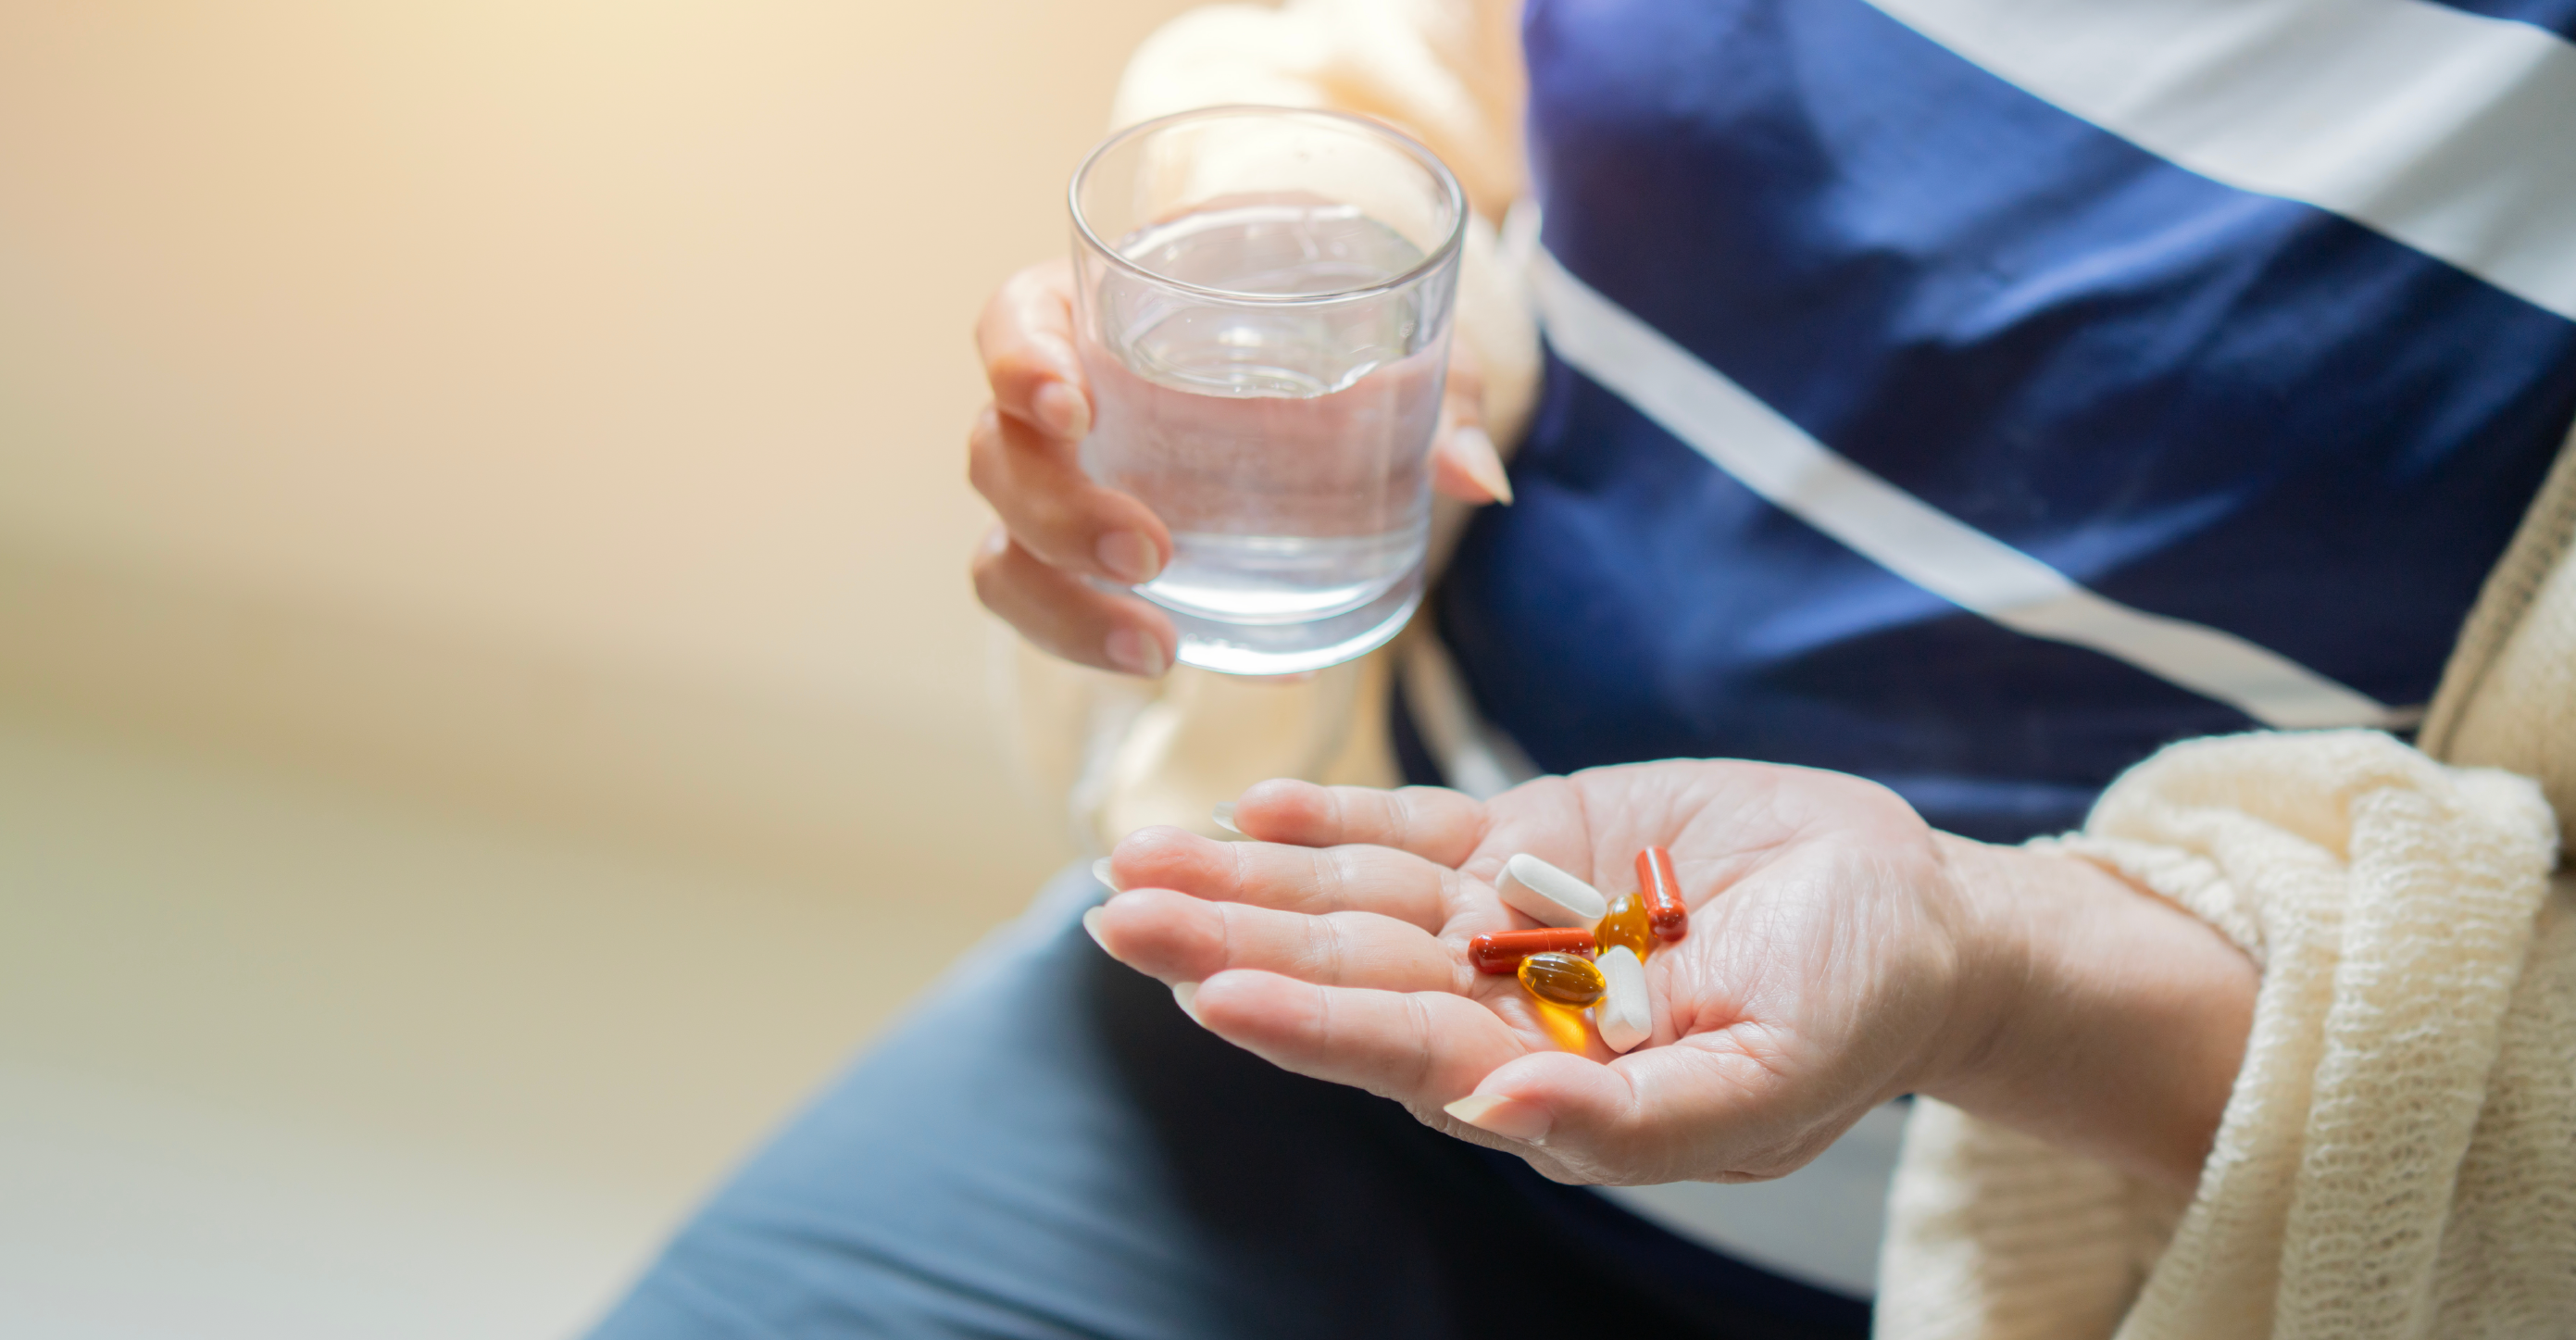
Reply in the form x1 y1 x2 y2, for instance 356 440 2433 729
1069 106 1467 676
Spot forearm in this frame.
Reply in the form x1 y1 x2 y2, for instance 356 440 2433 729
1110 0 1529 216
1923 834 2257 1191
1111 0 1542 451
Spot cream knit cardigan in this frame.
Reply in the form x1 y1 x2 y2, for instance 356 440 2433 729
1025 5 2576 1333
1879 445 2576 1339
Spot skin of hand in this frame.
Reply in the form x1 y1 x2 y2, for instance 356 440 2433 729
1088 763 2257 1193
967 258 1510 679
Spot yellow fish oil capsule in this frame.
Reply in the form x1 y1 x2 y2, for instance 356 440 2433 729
1518 951 1607 1008
1594 894 1655 960
1532 998 1590 1053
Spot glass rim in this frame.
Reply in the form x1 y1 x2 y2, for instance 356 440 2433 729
1068 105 1469 307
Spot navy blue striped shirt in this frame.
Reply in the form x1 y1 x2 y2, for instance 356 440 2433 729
1430 0 2576 843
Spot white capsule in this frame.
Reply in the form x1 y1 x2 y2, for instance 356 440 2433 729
1494 853 1608 929
1596 946 1650 1054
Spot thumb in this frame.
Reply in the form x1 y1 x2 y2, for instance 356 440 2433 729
1432 421 1514 506
1429 339 1512 505
1442 1041 1819 1184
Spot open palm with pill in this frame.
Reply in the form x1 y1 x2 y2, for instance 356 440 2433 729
1088 761 1990 1189
1090 758 2256 1192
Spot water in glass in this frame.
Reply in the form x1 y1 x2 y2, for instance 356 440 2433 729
1079 195 1446 674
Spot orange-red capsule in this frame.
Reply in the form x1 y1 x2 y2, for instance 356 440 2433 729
1469 927 1595 974
1636 846 1688 943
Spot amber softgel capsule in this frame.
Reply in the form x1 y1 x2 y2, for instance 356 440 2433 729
1594 893 1655 959
1518 951 1607 1008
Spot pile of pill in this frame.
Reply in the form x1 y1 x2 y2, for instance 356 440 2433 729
1467 847 1689 1055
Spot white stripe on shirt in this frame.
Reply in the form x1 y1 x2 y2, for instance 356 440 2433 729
1531 248 2406 731
1866 0 2576 320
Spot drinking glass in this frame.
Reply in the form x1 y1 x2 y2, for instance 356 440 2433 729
1069 106 1468 675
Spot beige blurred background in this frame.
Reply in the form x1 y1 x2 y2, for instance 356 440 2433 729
0 1 1202 1334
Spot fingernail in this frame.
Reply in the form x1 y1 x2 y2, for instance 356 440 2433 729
1172 981 1203 1024
1104 628 1168 677
1210 802 1240 834
1096 529 1161 584
1081 906 1111 952
1443 1094 1552 1144
1452 426 1514 506
1033 381 1090 439
1091 858 1120 892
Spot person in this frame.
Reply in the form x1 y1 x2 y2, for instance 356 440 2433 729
591 1 2576 1335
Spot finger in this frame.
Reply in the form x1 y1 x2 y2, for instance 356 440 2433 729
1109 826 1463 932
1432 423 1515 505
1088 888 1466 994
1427 340 1509 505
974 259 1091 440
1188 970 1531 1105
1444 1037 1825 1183
1229 780 1488 867
971 525 1174 676
966 406 1171 583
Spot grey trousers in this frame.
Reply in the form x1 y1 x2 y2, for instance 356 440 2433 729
586 867 1871 1339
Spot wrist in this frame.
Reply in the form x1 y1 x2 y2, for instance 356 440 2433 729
1909 833 2256 1188
1914 833 2037 1105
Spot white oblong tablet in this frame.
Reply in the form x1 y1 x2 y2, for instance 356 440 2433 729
1495 853 1608 929
1596 946 1650 1054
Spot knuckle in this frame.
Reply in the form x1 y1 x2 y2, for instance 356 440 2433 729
986 346 1048 392
965 455 1003 507
966 405 1003 454
1437 866 1470 920
969 551 1007 605
1211 901 1239 974
972 292 1007 353
1314 914 1352 982
968 536 1019 607
1402 996 1437 1090
1317 848 1354 913
999 260 1052 301
965 437 1001 497
964 418 1016 500
1323 787 1353 845
1227 841 1259 907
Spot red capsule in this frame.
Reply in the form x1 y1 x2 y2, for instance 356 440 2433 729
1636 846 1688 943
1469 927 1595 974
